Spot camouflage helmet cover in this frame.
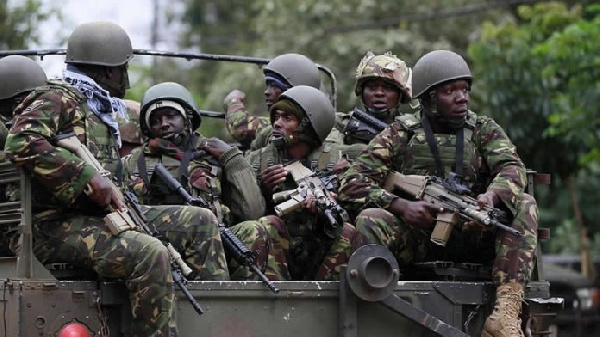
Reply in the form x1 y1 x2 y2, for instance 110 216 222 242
140 82 201 135
66 21 134 67
263 53 321 89
275 85 335 143
0 55 47 100
412 50 472 98
117 99 143 145
355 51 412 103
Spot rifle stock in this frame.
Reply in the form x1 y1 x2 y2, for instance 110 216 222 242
152 163 279 294
54 133 205 315
384 171 521 246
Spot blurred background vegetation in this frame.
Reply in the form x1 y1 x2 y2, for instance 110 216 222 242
2 0 599 259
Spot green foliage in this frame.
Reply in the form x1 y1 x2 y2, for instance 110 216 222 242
181 0 513 116
0 0 59 49
468 2 600 253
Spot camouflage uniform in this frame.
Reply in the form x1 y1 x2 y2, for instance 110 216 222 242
231 142 357 281
230 85 357 281
0 54 48 256
117 99 143 156
225 53 324 150
124 131 265 226
5 79 228 336
338 110 538 285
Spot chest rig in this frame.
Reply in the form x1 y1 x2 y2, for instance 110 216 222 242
397 112 488 193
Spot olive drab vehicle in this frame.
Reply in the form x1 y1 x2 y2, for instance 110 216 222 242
0 49 562 337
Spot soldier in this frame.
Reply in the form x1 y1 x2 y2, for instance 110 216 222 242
338 51 415 146
0 55 47 256
5 21 228 337
223 53 342 150
117 99 143 157
337 50 537 337
0 55 48 147
230 85 356 281
123 81 264 229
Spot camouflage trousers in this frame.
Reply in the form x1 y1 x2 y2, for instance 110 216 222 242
229 215 357 281
33 205 229 337
354 194 538 285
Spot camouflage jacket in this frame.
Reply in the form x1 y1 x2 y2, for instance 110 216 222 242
338 110 527 217
5 79 121 215
123 132 265 226
246 142 346 222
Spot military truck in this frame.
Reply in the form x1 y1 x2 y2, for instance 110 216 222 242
0 49 562 337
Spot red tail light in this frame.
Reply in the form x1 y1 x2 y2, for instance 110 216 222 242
58 323 91 337
593 287 600 307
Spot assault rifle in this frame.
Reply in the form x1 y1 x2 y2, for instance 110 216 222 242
384 171 521 246
343 108 388 143
272 161 349 240
152 163 279 294
54 132 205 315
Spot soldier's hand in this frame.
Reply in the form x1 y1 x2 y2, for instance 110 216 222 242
261 165 288 194
476 191 498 209
223 90 246 111
388 198 441 228
304 189 318 214
200 137 232 159
87 172 125 210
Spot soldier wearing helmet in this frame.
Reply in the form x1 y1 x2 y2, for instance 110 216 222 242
338 51 418 147
5 22 229 336
223 53 343 150
0 55 47 256
228 85 357 282
0 55 48 146
338 50 537 337
123 81 264 231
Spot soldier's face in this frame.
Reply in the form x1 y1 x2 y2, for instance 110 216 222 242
148 108 186 140
435 80 469 120
272 109 300 136
362 79 401 111
264 82 284 110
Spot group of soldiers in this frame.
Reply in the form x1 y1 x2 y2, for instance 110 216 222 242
0 20 537 337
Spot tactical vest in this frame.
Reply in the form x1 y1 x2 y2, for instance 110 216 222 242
132 135 230 224
396 111 490 194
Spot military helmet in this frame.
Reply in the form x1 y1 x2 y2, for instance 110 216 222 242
354 51 412 103
140 82 201 135
412 50 472 98
263 53 321 89
117 99 143 145
276 85 335 143
66 21 133 67
0 55 47 100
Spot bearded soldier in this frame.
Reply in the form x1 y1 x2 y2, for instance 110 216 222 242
338 50 537 337
230 85 356 281
5 22 228 336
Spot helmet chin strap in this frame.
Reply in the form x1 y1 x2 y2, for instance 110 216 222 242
423 91 466 130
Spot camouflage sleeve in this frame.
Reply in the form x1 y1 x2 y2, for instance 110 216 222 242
249 125 273 151
5 91 96 206
337 122 410 213
475 117 527 216
219 146 266 221
121 147 147 200
225 100 270 148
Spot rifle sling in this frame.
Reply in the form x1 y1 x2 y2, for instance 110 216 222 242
422 116 465 179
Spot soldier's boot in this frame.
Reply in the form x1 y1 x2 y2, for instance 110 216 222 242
481 281 525 337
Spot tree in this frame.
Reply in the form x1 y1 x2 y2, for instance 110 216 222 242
0 0 58 49
468 2 600 256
